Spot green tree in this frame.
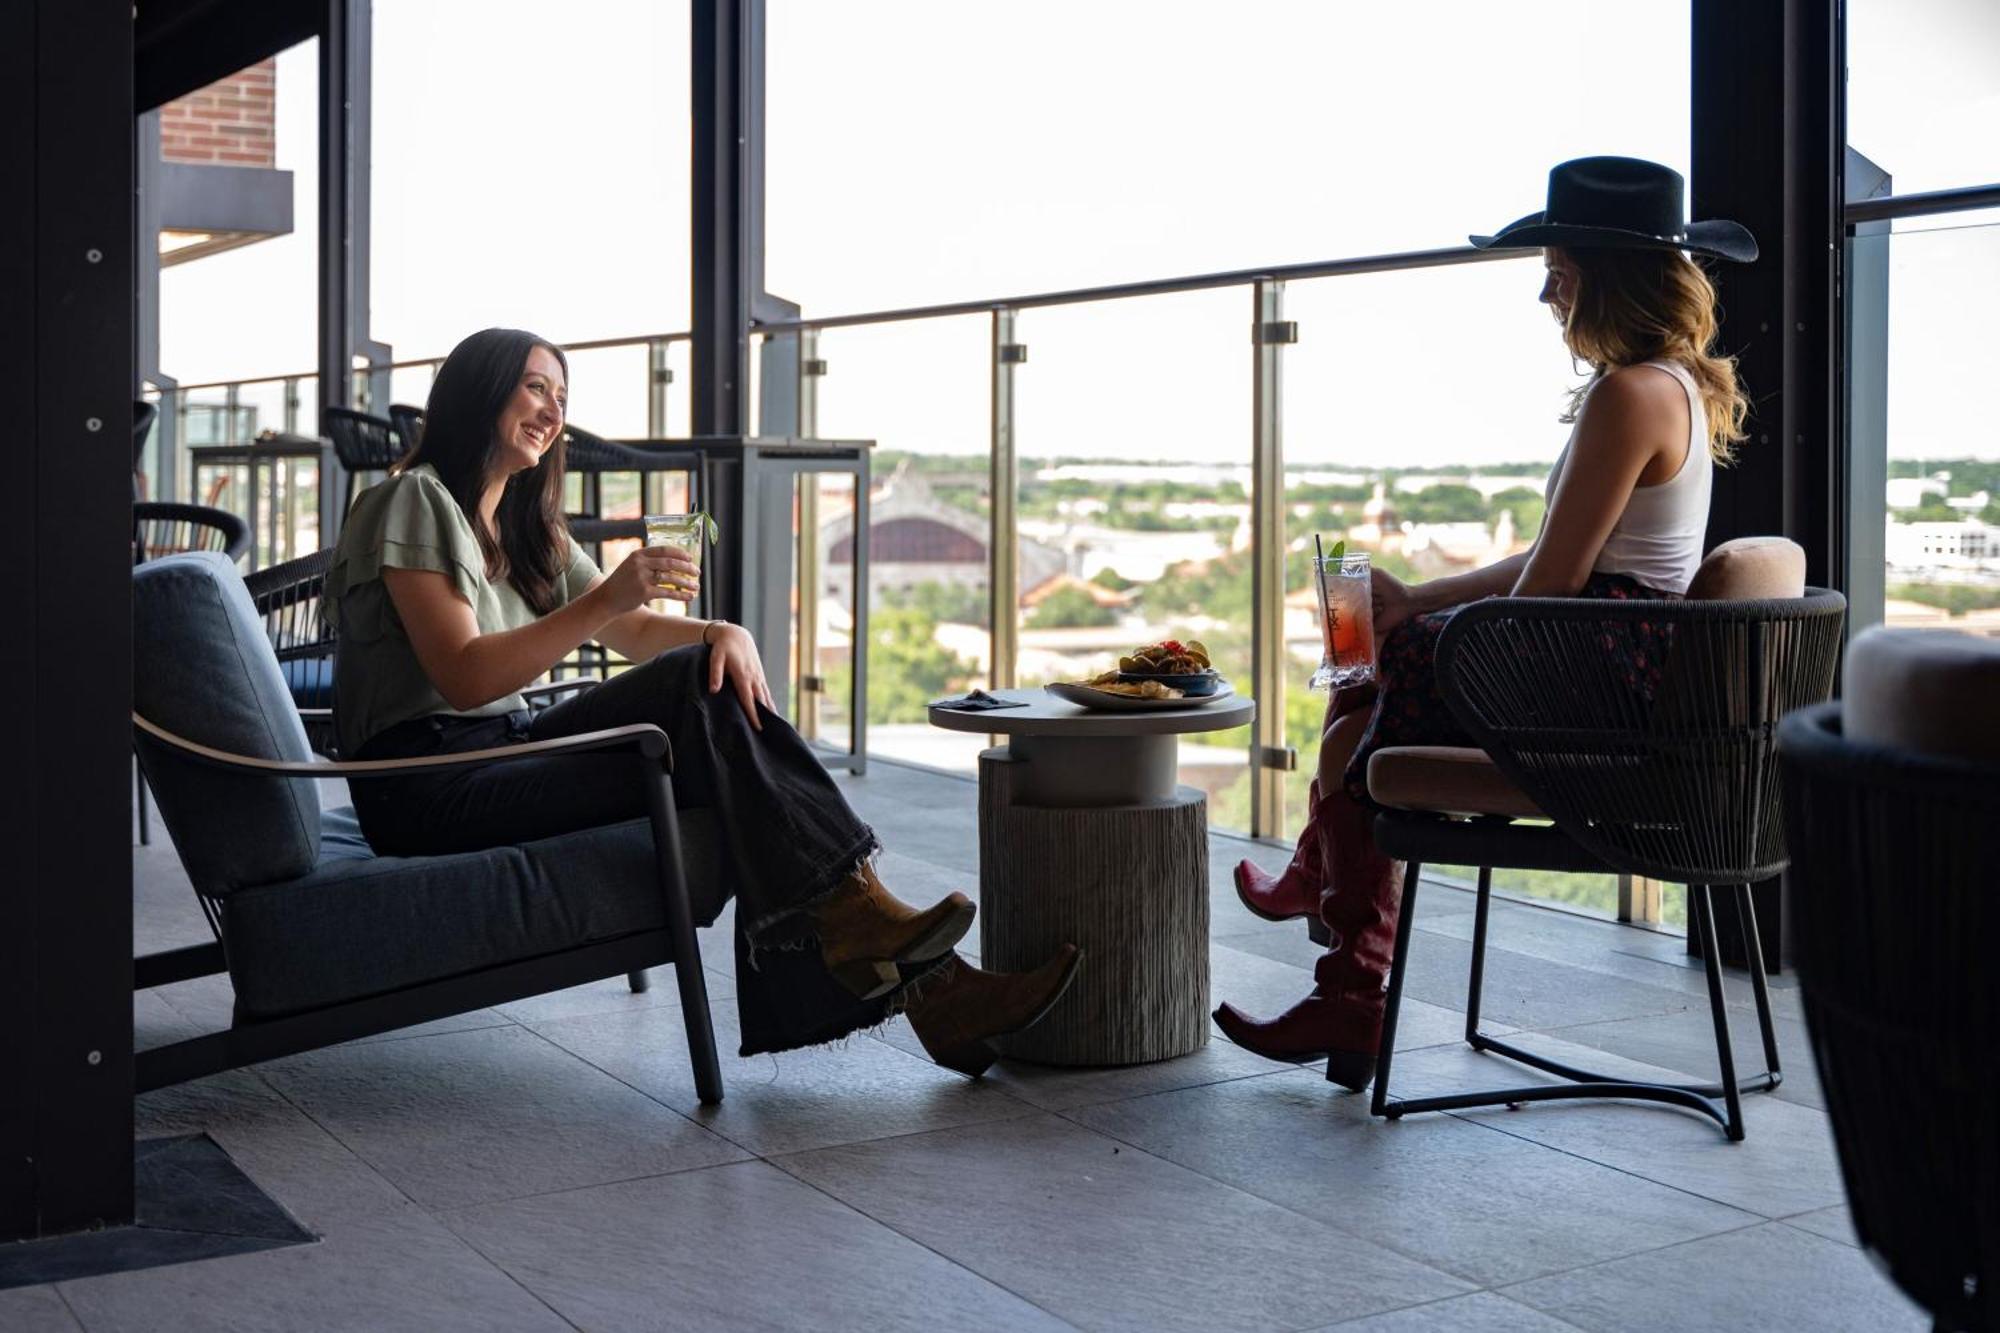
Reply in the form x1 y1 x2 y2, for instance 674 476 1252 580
1030 584 1119 628
1894 500 1960 523
1091 567 1134 592
827 603 975 725
1490 486 1547 541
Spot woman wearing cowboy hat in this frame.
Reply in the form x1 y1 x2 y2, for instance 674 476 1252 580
1215 156 1758 1090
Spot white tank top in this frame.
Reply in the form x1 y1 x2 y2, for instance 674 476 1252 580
1542 358 1712 594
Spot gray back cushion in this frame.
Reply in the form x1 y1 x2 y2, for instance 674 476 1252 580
134 552 321 894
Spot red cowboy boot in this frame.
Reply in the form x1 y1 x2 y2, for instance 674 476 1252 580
1213 787 1405 1092
1235 680 1381 928
1232 779 1328 922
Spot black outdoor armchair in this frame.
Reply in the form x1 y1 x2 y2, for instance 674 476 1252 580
324 406 405 514
1780 630 2000 1332
1363 539 1844 1140
132 500 249 566
242 548 337 756
131 551 724 1103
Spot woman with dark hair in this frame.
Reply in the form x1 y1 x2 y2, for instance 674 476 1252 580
1216 158 1757 1090
326 327 1079 1071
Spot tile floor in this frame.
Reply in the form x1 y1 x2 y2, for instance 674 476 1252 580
30 761 1922 1330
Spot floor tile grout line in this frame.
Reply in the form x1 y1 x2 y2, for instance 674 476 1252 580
757 1145 1090 1331
416 1200 584 1328
1317 1287 1591 1331
1036 1097 1491 1297
51 1281 89 1332
1489 1214 1836 1302
1435 1100 1821 1221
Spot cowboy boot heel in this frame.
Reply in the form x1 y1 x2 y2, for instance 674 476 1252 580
1324 1048 1377 1093
828 958 903 1001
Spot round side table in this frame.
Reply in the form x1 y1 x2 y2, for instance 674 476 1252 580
927 688 1256 1065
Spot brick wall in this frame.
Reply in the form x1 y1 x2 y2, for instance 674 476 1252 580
158 60 276 167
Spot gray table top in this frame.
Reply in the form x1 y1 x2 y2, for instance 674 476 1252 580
927 687 1256 737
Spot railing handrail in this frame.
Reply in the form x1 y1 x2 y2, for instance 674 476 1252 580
754 243 1527 334
162 242 1532 395
1843 182 2000 226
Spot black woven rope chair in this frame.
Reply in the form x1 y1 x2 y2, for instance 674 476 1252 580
562 425 666 520
324 407 405 515
387 403 425 454
1365 538 1845 1140
1779 630 1999 1332
131 400 158 502
243 548 338 756
133 501 249 566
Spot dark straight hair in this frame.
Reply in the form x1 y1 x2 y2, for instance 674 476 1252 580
397 327 570 614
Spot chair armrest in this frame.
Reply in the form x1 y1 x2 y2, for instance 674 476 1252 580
133 711 669 778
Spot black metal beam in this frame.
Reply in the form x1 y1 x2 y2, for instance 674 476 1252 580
136 0 321 113
317 0 356 537
691 0 752 440
1 0 137 1242
1691 0 1843 972
1692 0 1844 589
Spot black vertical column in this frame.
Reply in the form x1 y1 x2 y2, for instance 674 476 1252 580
1692 0 1844 585
691 0 752 441
1691 0 1844 970
0 0 137 1241
318 0 355 539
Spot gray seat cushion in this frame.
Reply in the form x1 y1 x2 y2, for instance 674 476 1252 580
224 806 728 1018
134 551 321 893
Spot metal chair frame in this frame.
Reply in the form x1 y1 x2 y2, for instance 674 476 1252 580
1365 589 1846 1141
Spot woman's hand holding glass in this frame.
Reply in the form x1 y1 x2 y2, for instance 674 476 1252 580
602 545 702 614
1371 568 1416 644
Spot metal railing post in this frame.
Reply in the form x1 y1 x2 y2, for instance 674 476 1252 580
1250 280 1296 839
989 308 1023 691
282 376 301 436
795 327 823 740
645 338 675 514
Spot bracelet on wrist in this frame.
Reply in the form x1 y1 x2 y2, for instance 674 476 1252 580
701 620 729 646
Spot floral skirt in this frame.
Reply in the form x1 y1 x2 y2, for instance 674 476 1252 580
1339 572 1682 805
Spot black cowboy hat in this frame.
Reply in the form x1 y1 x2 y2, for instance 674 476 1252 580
1470 156 1758 263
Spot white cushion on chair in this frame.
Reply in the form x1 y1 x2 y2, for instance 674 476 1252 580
1846 626 2000 761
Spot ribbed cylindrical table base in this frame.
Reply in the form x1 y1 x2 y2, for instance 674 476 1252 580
978 748 1211 1066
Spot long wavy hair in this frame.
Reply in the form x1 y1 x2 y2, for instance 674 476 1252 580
396 327 570 614
1554 247 1750 463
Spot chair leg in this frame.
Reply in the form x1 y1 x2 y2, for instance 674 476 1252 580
1733 882 1783 1080
1693 884 1747 1142
644 766 723 1105
627 969 650 993
1370 860 1426 1118
1464 865 1493 1042
135 756 151 845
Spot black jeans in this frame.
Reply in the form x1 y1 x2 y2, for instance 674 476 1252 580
350 644 912 1054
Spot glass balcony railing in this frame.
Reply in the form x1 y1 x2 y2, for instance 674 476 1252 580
152 240 1725 929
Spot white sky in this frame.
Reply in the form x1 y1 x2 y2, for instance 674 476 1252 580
160 0 1999 468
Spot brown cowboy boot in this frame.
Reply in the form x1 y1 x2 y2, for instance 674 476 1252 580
1213 788 1404 1091
814 863 975 1000
906 946 1084 1078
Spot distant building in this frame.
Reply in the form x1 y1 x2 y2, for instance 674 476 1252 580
1886 475 1949 510
1885 516 1997 571
822 474 1064 608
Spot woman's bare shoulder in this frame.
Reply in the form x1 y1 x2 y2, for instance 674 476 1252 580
1590 362 1687 410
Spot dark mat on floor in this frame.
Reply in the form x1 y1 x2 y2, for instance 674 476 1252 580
0 1134 316 1289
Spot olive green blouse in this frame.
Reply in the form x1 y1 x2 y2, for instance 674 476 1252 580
324 464 599 756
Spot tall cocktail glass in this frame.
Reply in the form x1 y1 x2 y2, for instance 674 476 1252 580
1310 551 1376 690
642 512 708 601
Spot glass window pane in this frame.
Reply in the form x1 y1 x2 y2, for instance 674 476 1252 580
1848 0 2000 195
812 317 993 774
370 1 692 354
1285 255 1625 920
1850 213 2000 639
1009 289 1255 831
768 0 1687 311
